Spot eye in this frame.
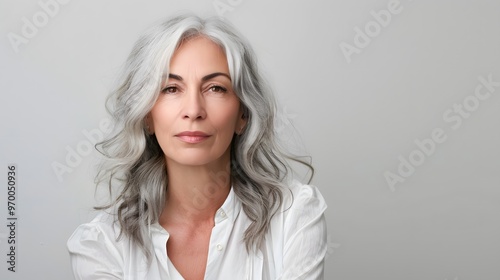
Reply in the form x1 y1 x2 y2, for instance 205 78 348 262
161 86 178 94
208 85 227 93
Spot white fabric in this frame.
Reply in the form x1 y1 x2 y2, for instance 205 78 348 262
67 180 328 280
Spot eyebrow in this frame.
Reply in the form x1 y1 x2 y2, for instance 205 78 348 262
165 72 232 82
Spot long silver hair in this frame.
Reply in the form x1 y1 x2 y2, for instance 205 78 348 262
96 13 314 260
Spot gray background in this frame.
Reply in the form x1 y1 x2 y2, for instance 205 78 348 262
1 0 499 279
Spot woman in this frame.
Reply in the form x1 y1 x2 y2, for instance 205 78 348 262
67 14 327 280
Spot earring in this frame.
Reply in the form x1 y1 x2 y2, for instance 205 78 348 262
144 118 152 135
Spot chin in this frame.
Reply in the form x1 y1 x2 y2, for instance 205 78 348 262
165 148 230 168
166 153 219 166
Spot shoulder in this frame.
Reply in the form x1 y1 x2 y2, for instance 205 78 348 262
67 211 134 279
281 179 328 214
269 179 328 236
67 210 125 259
68 211 120 242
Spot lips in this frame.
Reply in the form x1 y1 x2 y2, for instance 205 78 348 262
175 131 210 143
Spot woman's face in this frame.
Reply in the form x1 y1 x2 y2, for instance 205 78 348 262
149 36 246 167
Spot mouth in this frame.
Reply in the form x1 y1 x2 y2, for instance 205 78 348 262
175 131 210 143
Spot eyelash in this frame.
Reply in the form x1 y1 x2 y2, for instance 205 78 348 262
161 84 228 94
161 86 178 94
208 85 227 93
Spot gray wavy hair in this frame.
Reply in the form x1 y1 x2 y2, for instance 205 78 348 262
96 13 314 261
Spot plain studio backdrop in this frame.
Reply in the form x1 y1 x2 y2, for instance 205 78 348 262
1 0 500 279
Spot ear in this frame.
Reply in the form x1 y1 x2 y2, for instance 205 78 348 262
235 109 248 135
145 113 155 135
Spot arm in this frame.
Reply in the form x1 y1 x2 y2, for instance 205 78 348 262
279 184 328 280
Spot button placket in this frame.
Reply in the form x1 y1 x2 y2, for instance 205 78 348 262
205 208 231 278
214 210 227 253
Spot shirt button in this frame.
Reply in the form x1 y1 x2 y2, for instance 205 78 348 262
219 210 226 218
216 244 223 251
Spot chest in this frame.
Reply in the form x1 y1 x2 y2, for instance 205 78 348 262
143 210 280 279
166 227 212 280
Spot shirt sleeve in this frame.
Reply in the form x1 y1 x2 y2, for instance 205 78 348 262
279 183 328 280
67 217 124 280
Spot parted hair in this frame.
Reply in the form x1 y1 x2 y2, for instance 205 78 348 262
96 13 313 261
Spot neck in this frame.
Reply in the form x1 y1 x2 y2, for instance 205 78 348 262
160 154 232 227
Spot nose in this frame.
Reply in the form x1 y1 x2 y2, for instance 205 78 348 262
182 89 207 120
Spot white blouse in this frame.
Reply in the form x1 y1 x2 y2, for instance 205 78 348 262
67 180 328 280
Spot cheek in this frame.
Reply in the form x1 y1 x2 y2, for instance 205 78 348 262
212 102 241 130
150 105 175 133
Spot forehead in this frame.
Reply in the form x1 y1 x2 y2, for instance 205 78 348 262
168 36 229 75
